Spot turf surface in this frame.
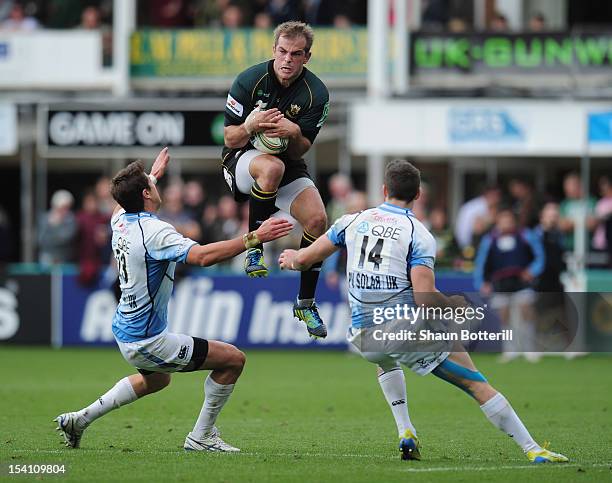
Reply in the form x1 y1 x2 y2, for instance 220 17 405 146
1 348 611 482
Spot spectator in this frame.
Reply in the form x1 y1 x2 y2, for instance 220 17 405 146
533 202 574 353
421 0 449 31
1 2 39 31
593 174 612 253
158 182 202 241
221 3 243 28
412 180 430 226
534 202 565 292
326 173 353 224
78 7 113 68
183 180 207 221
332 14 351 28
474 208 544 362
201 203 220 244
429 207 459 268
45 0 81 28
216 195 241 240
266 0 302 26
254 11 272 28
192 0 230 27
455 185 501 250
558 172 597 251
489 11 509 31
76 190 110 286
145 0 192 27
508 178 538 228
38 190 77 266
0 1 15 23
94 176 116 217
447 17 468 33
528 12 546 32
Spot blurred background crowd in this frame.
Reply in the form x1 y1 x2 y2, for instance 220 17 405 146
8 168 610 292
3 0 602 32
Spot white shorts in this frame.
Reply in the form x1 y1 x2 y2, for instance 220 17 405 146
115 330 197 374
346 327 449 376
490 288 536 310
235 149 315 213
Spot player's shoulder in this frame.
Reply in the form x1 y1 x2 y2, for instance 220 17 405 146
303 68 329 102
235 61 269 86
407 213 436 243
334 210 363 227
136 213 177 237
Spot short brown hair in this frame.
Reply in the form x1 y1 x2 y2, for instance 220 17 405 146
111 161 150 213
273 21 314 52
384 159 421 202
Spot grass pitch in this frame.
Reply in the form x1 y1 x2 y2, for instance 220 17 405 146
1 348 611 482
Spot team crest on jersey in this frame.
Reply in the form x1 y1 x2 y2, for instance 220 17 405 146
357 221 369 234
286 104 301 118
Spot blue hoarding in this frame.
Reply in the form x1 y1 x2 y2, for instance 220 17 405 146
588 111 612 144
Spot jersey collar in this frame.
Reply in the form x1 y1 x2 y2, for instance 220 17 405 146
378 202 414 216
123 211 158 220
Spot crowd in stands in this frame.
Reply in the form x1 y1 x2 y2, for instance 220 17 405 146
1 0 555 32
2 170 611 286
0 0 367 30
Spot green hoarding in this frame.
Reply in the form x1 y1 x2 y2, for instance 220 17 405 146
130 28 368 79
412 32 612 74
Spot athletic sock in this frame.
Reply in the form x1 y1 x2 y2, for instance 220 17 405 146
298 230 322 300
249 182 277 251
378 369 417 437
480 392 539 453
77 377 138 426
191 375 235 440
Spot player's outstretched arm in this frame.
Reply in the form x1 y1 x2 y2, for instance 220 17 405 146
149 146 170 180
112 147 171 218
279 236 338 271
187 218 292 267
411 265 467 309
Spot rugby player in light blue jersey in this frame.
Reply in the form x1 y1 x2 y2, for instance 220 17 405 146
55 147 292 452
279 159 567 464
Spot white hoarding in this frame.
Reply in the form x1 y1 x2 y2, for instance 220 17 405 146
0 103 17 155
350 100 612 157
0 31 110 89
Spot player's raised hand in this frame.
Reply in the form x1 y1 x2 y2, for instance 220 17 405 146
150 147 170 180
278 249 299 270
255 218 293 242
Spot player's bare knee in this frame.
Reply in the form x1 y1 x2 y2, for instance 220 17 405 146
304 210 327 236
143 373 171 394
226 348 246 376
258 157 284 189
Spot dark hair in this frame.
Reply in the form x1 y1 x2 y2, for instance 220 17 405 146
111 161 149 213
384 159 421 202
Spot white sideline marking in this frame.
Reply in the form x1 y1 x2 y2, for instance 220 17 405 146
10 448 612 472
399 463 612 473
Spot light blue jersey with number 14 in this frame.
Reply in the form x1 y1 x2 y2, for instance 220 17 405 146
326 202 437 329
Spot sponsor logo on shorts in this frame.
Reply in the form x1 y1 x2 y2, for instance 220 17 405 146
226 93 243 117
391 399 405 406
177 345 188 360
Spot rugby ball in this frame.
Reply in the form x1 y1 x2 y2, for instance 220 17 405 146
251 131 288 155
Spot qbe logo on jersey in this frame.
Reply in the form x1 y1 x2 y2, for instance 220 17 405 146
448 107 526 145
